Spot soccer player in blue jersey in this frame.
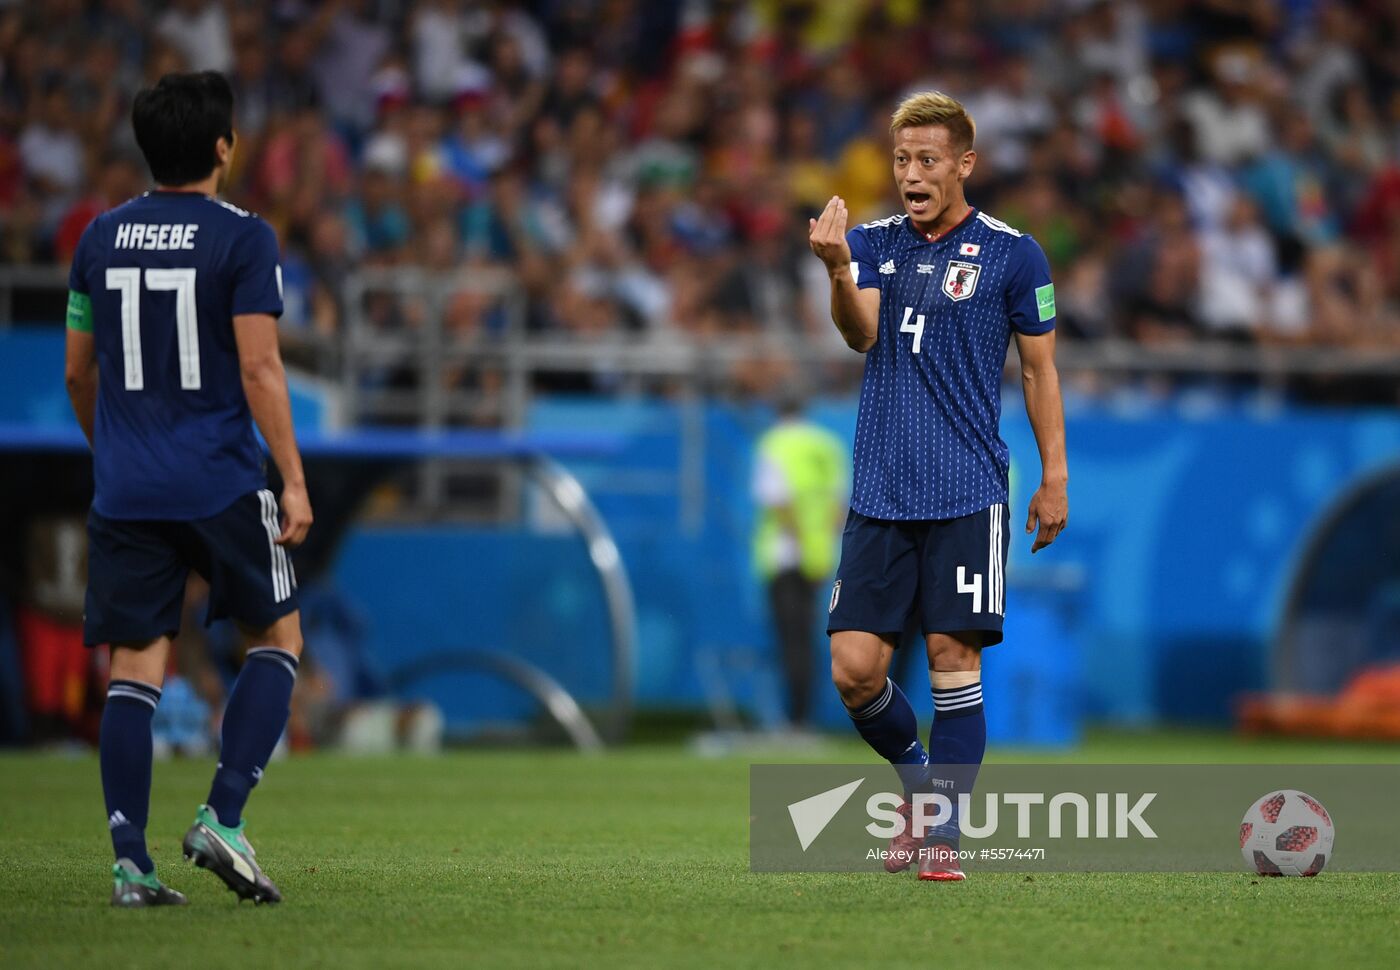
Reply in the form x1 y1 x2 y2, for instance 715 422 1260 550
65 72 311 906
808 91 1068 881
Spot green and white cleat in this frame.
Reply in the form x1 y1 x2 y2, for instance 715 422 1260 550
182 805 282 904
111 858 188 908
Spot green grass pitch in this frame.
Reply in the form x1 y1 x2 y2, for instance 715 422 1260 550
2 731 1398 969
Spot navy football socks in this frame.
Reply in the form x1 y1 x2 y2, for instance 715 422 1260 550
926 679 987 846
846 677 929 793
207 647 299 828
101 679 162 874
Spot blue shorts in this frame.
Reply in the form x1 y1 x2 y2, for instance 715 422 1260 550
826 504 1009 646
84 488 299 646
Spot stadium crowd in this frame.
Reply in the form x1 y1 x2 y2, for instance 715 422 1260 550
4 0 1400 372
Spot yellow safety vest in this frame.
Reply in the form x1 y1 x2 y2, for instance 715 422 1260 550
753 422 847 581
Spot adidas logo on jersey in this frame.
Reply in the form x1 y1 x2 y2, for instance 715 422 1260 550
879 260 896 275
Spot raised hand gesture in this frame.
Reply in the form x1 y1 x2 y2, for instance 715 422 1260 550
809 196 852 275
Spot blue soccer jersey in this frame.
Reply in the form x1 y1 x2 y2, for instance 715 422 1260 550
67 191 284 520
845 209 1055 520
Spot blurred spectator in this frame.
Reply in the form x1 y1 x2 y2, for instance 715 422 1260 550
310 0 392 134
1300 245 1386 346
1057 244 1113 341
1180 49 1271 167
1198 195 1277 337
1241 113 1340 257
961 55 1053 183
1070 0 1147 89
441 79 511 195
228 17 278 140
0 0 1395 386
20 81 84 215
53 153 145 264
411 0 476 103
345 138 410 260
1352 166 1400 305
1156 116 1236 234
998 174 1084 272
1121 191 1201 344
1294 1 1364 132
155 0 232 74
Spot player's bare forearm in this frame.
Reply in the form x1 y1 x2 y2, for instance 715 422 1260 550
1015 329 1068 552
1023 366 1066 484
235 312 312 545
241 361 304 486
828 270 879 353
809 195 879 352
241 360 313 545
65 374 97 447
64 329 97 447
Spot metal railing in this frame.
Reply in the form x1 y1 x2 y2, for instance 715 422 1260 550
9 263 1400 521
12 263 1400 387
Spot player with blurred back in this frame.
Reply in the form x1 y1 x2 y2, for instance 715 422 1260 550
807 91 1069 881
65 71 311 906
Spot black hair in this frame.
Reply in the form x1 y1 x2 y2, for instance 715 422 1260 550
131 71 234 187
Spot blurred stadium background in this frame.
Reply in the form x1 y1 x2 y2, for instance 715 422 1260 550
3 0 1400 756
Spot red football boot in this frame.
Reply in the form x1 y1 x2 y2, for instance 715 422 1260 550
918 841 966 882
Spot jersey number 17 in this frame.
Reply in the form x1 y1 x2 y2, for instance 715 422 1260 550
106 267 201 391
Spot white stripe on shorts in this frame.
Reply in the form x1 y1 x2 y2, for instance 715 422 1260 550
991 503 1004 616
257 489 291 603
986 503 1002 616
987 504 995 616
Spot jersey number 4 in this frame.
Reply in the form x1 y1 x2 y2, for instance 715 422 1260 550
957 566 983 614
106 267 201 391
899 306 926 354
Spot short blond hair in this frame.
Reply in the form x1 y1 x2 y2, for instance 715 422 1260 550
890 91 975 152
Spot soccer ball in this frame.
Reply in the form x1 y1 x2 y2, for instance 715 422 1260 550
1239 789 1334 876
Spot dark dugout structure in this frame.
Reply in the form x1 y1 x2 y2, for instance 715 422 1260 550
1274 463 1400 694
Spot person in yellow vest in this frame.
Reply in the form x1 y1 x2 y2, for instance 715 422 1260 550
752 394 848 727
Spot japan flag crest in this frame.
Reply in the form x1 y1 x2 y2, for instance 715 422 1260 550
959 243 980 256
942 260 981 301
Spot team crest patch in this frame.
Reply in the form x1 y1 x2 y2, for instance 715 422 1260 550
829 580 842 614
942 260 980 301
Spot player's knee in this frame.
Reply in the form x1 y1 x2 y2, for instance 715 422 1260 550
109 637 173 687
926 631 982 672
239 611 303 656
830 657 885 708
